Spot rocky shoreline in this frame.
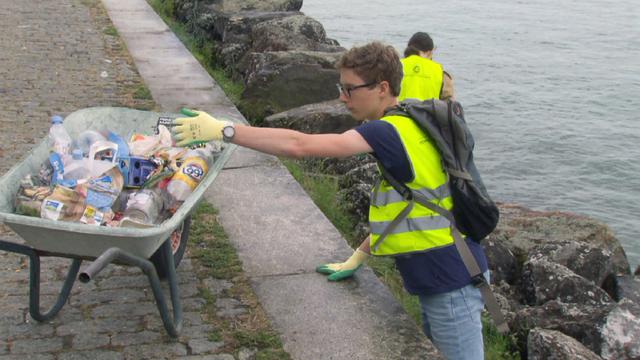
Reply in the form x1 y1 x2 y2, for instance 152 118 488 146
163 1 639 358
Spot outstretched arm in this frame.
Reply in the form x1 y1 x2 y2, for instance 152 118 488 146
173 110 372 159
234 126 371 159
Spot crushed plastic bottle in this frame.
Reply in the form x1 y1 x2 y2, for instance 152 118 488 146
48 115 72 157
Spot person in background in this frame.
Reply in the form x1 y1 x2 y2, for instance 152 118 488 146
172 41 488 360
399 31 455 101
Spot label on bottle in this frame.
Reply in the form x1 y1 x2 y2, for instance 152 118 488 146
173 157 209 191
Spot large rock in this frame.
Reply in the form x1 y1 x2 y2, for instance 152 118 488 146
240 51 343 119
528 241 624 290
251 14 343 53
263 100 357 134
599 298 640 360
613 274 640 303
483 238 518 285
528 328 602 360
209 0 303 13
521 258 613 306
213 12 343 73
215 11 301 69
486 204 631 276
513 300 615 356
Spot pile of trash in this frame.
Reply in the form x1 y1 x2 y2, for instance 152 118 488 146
14 114 223 228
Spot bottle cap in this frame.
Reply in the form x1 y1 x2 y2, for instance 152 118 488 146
72 148 83 160
51 115 64 124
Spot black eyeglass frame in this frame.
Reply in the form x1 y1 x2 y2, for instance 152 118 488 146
336 81 378 98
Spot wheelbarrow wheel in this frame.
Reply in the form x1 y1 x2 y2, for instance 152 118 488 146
151 215 191 279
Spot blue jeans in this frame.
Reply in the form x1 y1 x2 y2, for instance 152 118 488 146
418 272 488 360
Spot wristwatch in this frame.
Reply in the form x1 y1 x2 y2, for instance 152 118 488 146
222 124 236 143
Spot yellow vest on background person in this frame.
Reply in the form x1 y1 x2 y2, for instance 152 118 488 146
369 113 455 256
399 55 444 101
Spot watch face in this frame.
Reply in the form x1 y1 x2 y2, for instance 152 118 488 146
223 125 235 140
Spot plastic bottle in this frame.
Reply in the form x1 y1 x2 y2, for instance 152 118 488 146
48 115 72 157
166 146 213 203
63 149 90 180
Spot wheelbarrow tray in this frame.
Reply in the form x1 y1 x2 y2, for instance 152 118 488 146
0 107 235 259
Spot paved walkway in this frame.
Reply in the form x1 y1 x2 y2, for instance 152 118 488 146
0 0 441 358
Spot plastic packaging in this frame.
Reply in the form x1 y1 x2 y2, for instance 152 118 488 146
48 153 65 185
40 185 86 221
128 125 173 157
88 141 118 178
118 156 158 188
85 175 120 213
166 146 213 203
76 130 106 156
48 115 72 157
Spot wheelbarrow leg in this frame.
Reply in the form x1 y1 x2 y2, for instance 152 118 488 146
0 239 81 322
79 242 183 337
152 239 183 337
29 257 81 322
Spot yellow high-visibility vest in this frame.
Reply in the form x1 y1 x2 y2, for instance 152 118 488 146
369 113 455 256
399 55 444 101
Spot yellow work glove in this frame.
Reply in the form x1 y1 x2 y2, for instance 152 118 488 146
315 249 368 281
172 109 231 147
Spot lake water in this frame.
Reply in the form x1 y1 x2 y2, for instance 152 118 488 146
302 0 640 270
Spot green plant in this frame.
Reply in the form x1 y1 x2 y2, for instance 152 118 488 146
132 85 152 100
103 25 118 36
189 202 243 279
233 329 283 349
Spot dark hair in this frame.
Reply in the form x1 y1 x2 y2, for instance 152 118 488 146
336 42 403 97
404 32 434 57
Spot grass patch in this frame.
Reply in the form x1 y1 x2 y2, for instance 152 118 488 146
189 202 291 358
132 85 152 100
484 316 521 360
189 202 243 279
147 0 244 107
103 25 118 36
233 330 283 349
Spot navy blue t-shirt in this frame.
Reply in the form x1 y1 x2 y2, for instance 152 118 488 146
355 120 489 296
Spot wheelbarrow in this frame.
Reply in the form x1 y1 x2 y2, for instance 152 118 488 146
0 107 236 337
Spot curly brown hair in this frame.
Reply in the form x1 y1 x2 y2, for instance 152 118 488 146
336 42 403 97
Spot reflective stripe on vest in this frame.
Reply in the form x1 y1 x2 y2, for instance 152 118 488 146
370 215 451 234
369 114 455 256
371 183 450 207
399 55 444 101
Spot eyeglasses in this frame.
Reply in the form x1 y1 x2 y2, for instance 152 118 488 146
336 81 377 98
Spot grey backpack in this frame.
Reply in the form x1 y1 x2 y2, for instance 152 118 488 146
383 98 499 242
